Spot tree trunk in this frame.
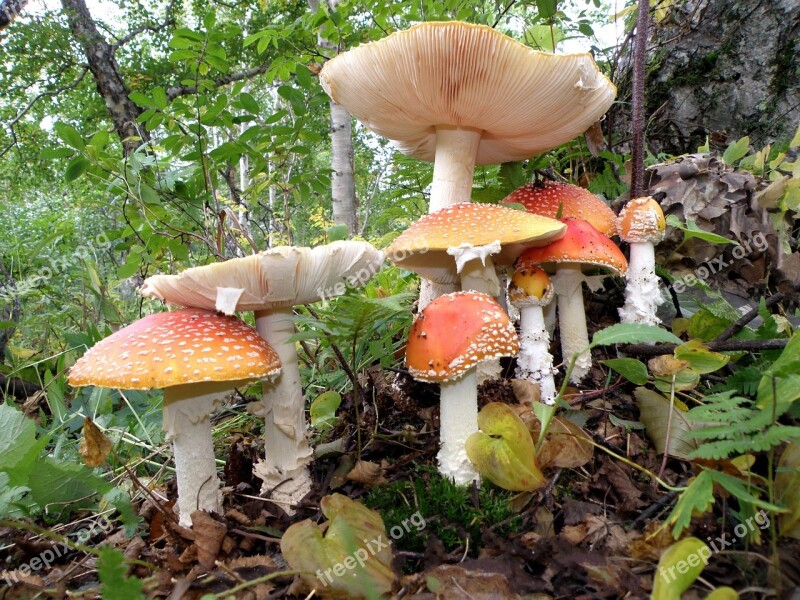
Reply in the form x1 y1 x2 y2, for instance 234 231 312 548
60 0 148 155
308 0 357 235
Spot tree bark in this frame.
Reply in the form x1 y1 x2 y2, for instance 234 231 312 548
60 0 148 155
308 0 358 235
0 0 27 30
629 0 649 198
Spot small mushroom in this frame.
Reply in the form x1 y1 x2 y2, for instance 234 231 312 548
140 241 385 510
69 309 281 527
508 266 557 405
405 291 519 485
517 219 627 384
617 196 667 326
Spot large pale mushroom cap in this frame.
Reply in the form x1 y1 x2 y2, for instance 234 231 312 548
386 202 565 284
69 309 281 390
140 241 385 314
320 21 616 164
516 218 628 276
502 181 618 237
405 292 518 382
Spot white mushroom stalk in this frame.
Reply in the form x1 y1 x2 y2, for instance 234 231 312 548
405 291 519 486
618 197 667 326
509 267 557 405
551 265 593 384
67 309 281 527
254 307 313 506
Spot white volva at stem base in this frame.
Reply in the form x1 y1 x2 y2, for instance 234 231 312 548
255 308 313 513
516 305 557 405
438 369 481 485
163 382 233 527
619 241 664 326
552 266 592 384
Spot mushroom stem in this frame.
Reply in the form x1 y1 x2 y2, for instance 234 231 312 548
255 307 313 508
163 382 231 527
517 304 557 404
438 368 481 485
552 265 592 384
419 280 459 311
429 126 482 213
619 241 663 326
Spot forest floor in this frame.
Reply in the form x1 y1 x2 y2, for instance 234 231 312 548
1 290 797 600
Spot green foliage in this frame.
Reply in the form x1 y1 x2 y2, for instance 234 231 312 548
97 546 146 600
365 466 519 556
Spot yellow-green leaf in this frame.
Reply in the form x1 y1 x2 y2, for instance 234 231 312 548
635 387 699 459
466 403 545 492
674 339 730 374
651 537 710 600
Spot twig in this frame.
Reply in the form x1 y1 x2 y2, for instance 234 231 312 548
112 0 177 51
621 338 789 357
715 292 787 342
166 63 272 100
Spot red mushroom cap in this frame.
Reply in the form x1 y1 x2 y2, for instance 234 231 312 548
502 181 617 237
617 196 666 243
516 218 628 275
69 308 281 390
405 292 518 382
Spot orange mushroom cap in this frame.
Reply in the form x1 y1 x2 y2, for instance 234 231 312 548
617 196 666 243
516 218 628 275
69 308 281 390
509 266 551 303
502 181 617 237
405 292 518 382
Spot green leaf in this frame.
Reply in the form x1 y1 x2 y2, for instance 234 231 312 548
602 358 649 385
765 332 800 379
674 339 730 374
591 323 682 348
151 87 168 110
310 391 341 431
53 122 85 149
666 470 716 537
239 92 260 114
326 224 349 242
651 537 710 600
535 0 558 18
722 136 750 165
26 458 111 517
466 403 545 492
39 147 74 160
665 215 733 245
97 546 145 600
0 403 38 474
64 156 90 182
0 473 29 518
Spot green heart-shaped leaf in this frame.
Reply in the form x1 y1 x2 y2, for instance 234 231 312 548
466 403 545 492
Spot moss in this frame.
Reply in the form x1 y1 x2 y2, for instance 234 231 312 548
364 465 521 559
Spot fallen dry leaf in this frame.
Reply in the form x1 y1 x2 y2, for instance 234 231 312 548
536 416 594 470
79 417 112 468
346 460 388 488
191 511 227 569
424 564 514 599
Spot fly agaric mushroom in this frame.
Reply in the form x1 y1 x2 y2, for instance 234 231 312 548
320 21 616 307
386 202 565 300
140 241 385 511
69 309 281 527
508 266 557 404
516 219 627 384
618 196 667 325
502 181 618 237
405 291 519 485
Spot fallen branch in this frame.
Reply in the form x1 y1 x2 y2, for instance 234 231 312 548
621 338 789 358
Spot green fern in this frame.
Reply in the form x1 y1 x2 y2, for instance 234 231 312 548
686 391 800 460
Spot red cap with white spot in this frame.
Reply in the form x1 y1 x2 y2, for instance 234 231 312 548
405 291 518 382
502 181 618 237
69 308 281 390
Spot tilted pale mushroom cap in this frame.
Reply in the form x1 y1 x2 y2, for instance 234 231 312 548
320 21 616 164
405 291 518 382
140 241 385 314
69 309 281 390
386 202 565 284
502 181 618 237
